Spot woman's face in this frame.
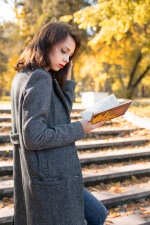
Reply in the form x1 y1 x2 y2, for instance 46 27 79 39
48 35 76 71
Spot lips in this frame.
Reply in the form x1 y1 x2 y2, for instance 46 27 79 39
59 64 64 68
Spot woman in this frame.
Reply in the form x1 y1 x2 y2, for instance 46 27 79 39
10 21 108 225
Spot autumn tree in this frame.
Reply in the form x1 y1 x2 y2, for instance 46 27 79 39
1 0 91 96
0 24 8 97
0 21 25 97
73 0 150 98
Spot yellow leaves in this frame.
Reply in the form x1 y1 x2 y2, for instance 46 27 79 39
141 47 149 54
74 5 99 30
105 218 113 223
73 0 150 45
133 0 150 25
131 175 138 183
96 73 109 82
73 0 150 99
108 211 120 218
0 196 14 209
60 15 73 23
109 186 126 194
141 209 150 218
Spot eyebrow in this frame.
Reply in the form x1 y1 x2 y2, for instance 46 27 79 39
63 46 74 55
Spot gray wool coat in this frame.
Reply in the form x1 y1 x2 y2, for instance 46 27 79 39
10 68 85 225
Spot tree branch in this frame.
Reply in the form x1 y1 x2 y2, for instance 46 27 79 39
133 65 150 88
127 52 142 89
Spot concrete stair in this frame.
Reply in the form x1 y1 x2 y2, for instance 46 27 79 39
0 107 150 225
0 182 150 224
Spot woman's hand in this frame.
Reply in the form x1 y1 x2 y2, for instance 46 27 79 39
80 120 105 134
66 60 73 80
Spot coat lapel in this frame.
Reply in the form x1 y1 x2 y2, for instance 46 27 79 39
52 79 70 116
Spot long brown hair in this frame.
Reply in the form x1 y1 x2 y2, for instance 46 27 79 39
15 21 81 89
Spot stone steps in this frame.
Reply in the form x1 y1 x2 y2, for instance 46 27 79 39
0 179 13 199
0 207 13 225
0 109 11 114
0 146 13 158
0 120 118 129
0 182 150 224
79 147 150 165
106 215 150 225
83 162 150 186
1 148 150 176
0 137 148 157
0 107 150 224
76 137 149 150
0 127 136 143
0 161 13 176
0 110 119 127
1 208 150 225
1 162 150 198
92 181 150 207
0 116 11 123
0 134 11 143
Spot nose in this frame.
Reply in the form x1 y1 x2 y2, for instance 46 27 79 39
63 55 69 63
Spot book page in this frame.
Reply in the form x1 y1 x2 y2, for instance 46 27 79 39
81 94 119 120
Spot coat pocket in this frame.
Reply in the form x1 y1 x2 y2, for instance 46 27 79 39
30 177 68 225
32 177 66 186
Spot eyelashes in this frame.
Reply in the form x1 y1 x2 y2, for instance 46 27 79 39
60 49 73 59
61 49 66 54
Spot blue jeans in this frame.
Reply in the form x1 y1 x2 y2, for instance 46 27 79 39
84 188 108 225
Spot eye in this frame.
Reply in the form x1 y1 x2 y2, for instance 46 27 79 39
69 54 73 59
61 49 66 54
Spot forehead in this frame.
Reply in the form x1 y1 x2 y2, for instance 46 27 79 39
57 35 76 52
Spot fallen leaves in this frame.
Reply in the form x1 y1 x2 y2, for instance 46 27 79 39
0 196 14 209
108 186 126 193
82 158 150 173
107 199 150 220
87 176 150 193
141 209 150 218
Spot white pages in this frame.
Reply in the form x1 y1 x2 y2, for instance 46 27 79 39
81 94 119 120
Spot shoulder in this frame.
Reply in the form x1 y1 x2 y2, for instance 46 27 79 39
25 68 52 87
30 68 52 81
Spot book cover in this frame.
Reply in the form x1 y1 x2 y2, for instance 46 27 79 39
81 94 132 124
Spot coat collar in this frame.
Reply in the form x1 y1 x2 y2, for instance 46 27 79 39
52 79 70 116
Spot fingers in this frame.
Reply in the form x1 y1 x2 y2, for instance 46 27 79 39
69 60 73 67
79 119 106 134
91 120 105 129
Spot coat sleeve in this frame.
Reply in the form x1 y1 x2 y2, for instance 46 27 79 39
63 80 76 112
22 71 84 150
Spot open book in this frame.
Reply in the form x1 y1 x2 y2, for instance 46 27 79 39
81 94 132 124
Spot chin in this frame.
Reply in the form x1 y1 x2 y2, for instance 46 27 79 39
52 67 61 71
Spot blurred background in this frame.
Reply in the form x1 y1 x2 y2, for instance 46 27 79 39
0 2 150 224
0 0 150 108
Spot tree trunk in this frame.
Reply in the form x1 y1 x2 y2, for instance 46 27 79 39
127 52 142 89
126 86 135 99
